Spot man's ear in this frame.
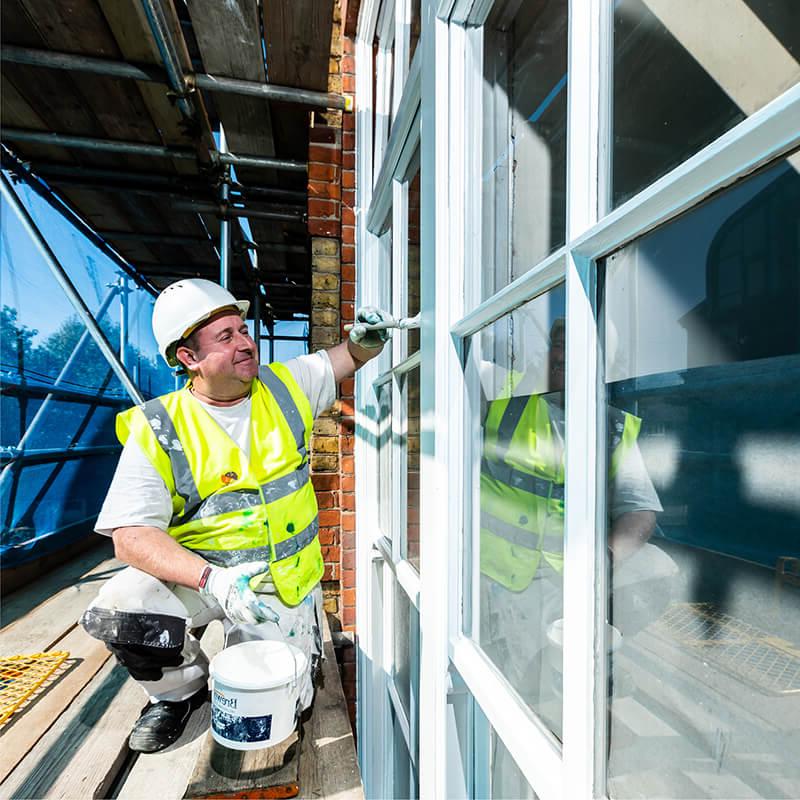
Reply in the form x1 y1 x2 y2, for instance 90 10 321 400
175 345 198 371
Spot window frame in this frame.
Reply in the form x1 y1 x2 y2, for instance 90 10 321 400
355 0 800 797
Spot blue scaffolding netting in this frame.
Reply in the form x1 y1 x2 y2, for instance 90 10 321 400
1 171 174 568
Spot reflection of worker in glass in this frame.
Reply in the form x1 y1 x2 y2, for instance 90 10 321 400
479 317 671 741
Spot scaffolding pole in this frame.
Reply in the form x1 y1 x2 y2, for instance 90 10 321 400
219 126 231 289
1 128 308 173
2 45 351 111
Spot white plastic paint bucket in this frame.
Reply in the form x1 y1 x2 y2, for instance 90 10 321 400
209 640 307 750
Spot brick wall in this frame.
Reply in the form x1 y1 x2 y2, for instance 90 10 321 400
307 0 358 733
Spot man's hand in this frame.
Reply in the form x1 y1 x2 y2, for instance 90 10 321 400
349 306 394 349
200 561 280 625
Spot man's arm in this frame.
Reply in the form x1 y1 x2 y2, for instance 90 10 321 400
112 525 208 589
608 510 656 561
326 338 384 383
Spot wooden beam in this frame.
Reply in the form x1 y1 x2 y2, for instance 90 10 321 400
0 660 145 799
262 0 335 92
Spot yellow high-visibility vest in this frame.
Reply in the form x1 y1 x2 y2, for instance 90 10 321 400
116 363 323 606
480 393 641 591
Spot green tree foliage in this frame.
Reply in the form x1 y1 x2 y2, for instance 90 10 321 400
1 304 165 394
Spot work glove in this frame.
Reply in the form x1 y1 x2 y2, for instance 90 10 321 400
199 561 280 625
349 306 393 349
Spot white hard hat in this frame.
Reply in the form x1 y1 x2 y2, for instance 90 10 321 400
152 279 250 366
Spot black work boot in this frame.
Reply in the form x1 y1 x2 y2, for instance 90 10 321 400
128 689 206 753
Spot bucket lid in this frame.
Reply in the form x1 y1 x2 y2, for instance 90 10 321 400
210 640 307 690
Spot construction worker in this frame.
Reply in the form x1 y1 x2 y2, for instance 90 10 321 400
80 279 390 753
479 317 673 795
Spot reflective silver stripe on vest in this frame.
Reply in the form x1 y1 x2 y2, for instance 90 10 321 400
182 488 262 525
142 397 203 522
274 517 319 561
193 546 273 568
181 464 311 525
191 515 319 565
259 366 307 460
480 511 562 553
481 458 565 502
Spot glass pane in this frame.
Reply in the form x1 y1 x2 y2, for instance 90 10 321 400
392 581 419 798
466 284 567 739
613 0 800 208
481 0 568 300
405 366 421 569
407 164 421 357
393 581 412 714
377 382 393 537
489 726 539 800
391 704 418 799
603 156 800 798
272 339 308 362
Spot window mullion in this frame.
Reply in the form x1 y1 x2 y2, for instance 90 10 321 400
563 0 607 798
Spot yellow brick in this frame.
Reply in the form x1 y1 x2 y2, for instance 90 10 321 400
311 254 340 273
312 238 340 256
312 435 340 454
327 73 342 94
313 417 338 436
312 328 340 347
323 595 339 614
321 110 343 129
311 453 338 471
312 291 338 310
312 273 339 291
312 308 339 328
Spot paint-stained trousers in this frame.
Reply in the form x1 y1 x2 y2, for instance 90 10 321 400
80 566 323 708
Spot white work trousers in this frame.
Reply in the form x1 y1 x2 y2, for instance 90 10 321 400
84 566 323 707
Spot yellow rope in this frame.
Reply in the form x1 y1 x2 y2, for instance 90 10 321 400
0 650 70 725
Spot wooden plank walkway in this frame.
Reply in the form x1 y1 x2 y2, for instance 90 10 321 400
0 541 363 800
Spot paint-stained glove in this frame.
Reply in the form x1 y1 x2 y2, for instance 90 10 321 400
349 306 394 349
200 561 280 625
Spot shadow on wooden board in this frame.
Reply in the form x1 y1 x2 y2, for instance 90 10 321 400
184 726 300 799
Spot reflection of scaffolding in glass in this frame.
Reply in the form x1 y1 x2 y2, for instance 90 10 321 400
654 602 800 695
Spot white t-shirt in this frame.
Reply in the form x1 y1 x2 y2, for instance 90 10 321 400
96 351 336 536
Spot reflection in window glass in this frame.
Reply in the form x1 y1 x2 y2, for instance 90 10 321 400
407 163 421 356
272 339 307 362
489 726 539 800
603 157 800 798
613 0 800 207
393 582 411 713
466 285 566 740
405 366 421 569
391 577 419 798
391 704 418 799
482 0 567 300
377 382 392 538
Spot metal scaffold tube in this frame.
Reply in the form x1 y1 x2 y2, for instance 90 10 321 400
1 128 308 172
219 126 231 289
0 174 144 406
139 0 197 123
1 45 351 112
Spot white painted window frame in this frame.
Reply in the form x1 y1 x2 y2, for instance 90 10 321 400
357 0 800 797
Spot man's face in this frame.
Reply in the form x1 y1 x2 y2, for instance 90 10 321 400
179 309 259 386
